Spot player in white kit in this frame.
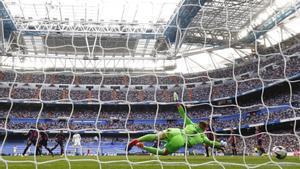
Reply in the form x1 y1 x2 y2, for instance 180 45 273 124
72 133 82 155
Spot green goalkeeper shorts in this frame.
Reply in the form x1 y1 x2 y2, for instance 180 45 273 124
163 128 186 153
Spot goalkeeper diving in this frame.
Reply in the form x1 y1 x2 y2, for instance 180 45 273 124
126 92 227 155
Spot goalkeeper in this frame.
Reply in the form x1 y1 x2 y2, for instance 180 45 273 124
127 92 227 155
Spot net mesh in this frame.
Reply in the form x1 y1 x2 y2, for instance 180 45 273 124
0 0 300 169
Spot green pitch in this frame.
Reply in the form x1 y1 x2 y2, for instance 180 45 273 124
0 155 299 169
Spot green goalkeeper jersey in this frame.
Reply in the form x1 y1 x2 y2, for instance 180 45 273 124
183 124 205 147
176 105 215 148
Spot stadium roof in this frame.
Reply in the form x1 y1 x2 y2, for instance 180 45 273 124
6 0 179 24
0 0 299 73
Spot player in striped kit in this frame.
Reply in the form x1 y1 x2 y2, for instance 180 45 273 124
36 126 54 156
204 125 214 157
22 127 38 156
255 127 265 156
51 130 66 156
228 128 237 156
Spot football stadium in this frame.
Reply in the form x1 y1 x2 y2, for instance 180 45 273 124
0 0 300 168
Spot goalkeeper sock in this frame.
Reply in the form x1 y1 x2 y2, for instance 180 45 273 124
138 134 157 142
143 146 166 155
177 104 185 114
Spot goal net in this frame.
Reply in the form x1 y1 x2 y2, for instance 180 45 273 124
0 0 300 168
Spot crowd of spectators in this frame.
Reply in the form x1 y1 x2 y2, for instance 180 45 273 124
0 41 299 103
3 83 298 121
0 87 299 132
0 74 299 103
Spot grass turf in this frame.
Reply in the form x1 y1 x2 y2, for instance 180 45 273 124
0 155 299 169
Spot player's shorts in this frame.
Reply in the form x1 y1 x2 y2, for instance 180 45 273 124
206 133 214 141
74 141 81 146
231 143 236 147
163 128 185 153
39 140 48 147
56 140 64 144
257 139 262 146
28 139 37 145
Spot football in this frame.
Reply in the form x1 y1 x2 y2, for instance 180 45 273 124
272 146 287 159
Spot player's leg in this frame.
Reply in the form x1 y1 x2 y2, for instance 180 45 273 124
22 140 32 156
137 134 185 155
261 147 265 154
74 141 82 155
58 142 65 156
232 144 237 155
44 146 54 156
59 142 64 155
36 144 42 155
257 140 265 155
139 131 167 142
136 143 169 155
40 140 53 156
43 141 54 156
51 142 59 151
201 134 226 150
205 145 210 157
127 131 167 151
258 146 265 155
136 129 184 155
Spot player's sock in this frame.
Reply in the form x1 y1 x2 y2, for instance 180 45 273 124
127 139 140 151
60 146 64 155
143 146 166 155
177 105 186 115
22 144 31 155
205 146 209 157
